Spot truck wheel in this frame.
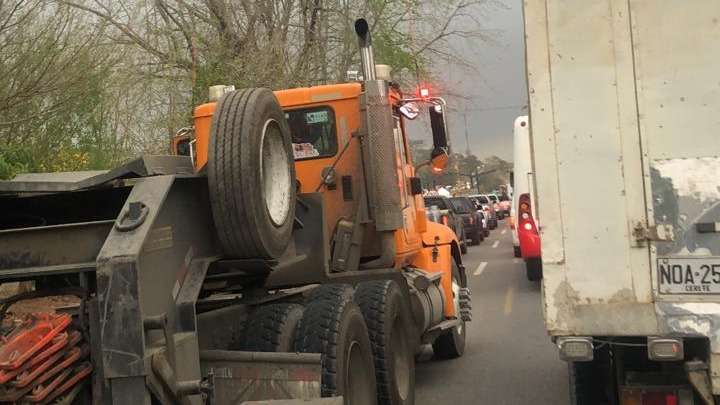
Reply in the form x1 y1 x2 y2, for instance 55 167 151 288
513 245 521 258
294 284 377 404
208 88 296 259
526 258 542 281
355 280 415 405
240 303 304 352
432 262 466 359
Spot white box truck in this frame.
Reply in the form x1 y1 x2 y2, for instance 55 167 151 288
524 1 720 404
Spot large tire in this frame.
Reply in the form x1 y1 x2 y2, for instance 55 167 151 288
526 258 542 281
355 281 415 405
208 88 296 259
294 284 377 405
432 262 466 359
513 245 522 258
240 303 304 352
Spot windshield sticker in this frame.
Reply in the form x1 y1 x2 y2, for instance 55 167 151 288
293 143 320 159
305 110 329 124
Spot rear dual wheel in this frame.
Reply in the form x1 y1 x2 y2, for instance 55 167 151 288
294 284 377 405
356 280 415 405
240 303 304 352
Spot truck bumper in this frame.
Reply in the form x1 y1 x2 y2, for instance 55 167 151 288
519 230 541 259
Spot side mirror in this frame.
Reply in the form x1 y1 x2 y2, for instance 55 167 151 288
399 102 420 120
429 104 449 152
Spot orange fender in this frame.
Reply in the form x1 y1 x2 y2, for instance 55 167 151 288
411 221 463 318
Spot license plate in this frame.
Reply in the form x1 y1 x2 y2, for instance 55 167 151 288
658 257 720 294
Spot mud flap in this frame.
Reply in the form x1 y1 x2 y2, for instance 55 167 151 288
200 350 331 404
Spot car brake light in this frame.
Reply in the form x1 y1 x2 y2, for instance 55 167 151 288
442 215 449 226
642 392 677 405
470 216 475 224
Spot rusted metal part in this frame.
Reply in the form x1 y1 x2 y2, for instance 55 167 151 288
0 220 112 277
200 350 323 403
685 360 715 405
241 398 344 405
657 302 720 395
150 349 209 405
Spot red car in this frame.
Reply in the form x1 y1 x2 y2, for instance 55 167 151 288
516 193 542 281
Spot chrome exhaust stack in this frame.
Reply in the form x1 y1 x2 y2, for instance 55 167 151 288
354 18 402 268
354 19 377 81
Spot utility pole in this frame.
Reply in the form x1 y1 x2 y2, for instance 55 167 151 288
463 111 471 156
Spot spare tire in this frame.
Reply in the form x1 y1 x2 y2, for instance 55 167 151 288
208 88 296 259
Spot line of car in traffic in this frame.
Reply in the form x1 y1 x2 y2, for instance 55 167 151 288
424 194 508 254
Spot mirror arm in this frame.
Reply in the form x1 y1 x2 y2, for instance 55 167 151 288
415 160 431 171
399 96 447 107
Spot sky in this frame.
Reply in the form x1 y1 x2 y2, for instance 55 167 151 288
409 0 528 162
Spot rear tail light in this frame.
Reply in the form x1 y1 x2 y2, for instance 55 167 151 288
647 337 683 361
621 388 693 405
518 193 537 235
442 215 449 226
470 216 475 225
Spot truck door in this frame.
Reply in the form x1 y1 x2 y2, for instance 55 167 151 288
630 1 720 297
392 115 421 251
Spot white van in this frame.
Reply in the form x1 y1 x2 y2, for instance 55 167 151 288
511 116 531 254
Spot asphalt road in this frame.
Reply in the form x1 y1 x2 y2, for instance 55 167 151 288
415 220 570 405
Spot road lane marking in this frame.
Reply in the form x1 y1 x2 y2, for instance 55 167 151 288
501 229 507 235
504 286 515 315
492 240 500 248
513 258 522 264
474 262 488 276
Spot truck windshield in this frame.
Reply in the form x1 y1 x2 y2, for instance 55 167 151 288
286 106 338 160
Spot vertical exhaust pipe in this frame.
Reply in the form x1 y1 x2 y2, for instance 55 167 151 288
354 18 401 269
355 19 377 81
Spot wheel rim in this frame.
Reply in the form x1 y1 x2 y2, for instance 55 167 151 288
452 278 463 335
345 340 375 405
391 319 411 400
260 119 292 227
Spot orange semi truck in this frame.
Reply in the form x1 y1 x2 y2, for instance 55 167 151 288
0 19 470 404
